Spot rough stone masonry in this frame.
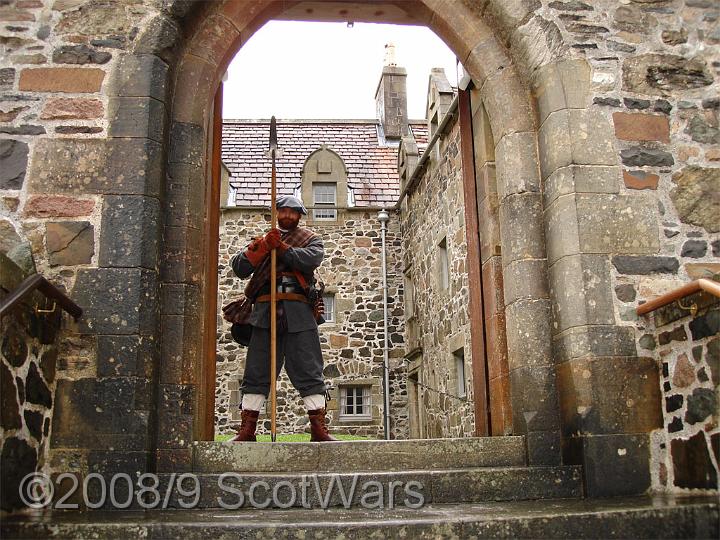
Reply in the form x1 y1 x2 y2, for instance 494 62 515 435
0 0 718 508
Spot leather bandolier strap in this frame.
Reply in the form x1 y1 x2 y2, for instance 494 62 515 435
256 292 309 304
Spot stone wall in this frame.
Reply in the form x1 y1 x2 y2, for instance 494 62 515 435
401 117 476 438
0 254 61 512
554 0 720 494
0 0 168 478
0 0 717 497
615 282 719 491
216 207 406 439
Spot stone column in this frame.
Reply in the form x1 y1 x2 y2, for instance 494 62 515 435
534 58 663 497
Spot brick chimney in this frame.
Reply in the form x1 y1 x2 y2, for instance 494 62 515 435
375 42 408 141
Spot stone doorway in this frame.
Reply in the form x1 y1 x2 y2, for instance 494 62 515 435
3 0 699 503
407 370 423 439
0 0 674 501
156 0 564 470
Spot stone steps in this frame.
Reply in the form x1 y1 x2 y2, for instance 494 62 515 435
154 465 582 509
192 436 527 473
3 496 717 539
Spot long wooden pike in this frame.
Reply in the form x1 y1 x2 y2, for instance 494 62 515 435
269 116 278 443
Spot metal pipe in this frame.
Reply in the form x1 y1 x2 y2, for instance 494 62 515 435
636 278 720 316
378 208 391 440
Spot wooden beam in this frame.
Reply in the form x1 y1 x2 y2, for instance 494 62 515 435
199 82 223 441
458 88 490 437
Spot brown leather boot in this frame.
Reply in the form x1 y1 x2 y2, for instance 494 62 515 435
308 408 339 442
231 409 259 442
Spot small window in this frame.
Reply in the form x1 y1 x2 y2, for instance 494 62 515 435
454 348 466 399
340 386 371 419
313 183 337 220
404 270 414 319
323 293 335 323
438 237 449 290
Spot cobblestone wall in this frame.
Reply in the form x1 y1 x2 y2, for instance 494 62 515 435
400 118 476 438
216 208 406 439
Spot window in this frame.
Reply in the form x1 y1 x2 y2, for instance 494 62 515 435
313 183 337 220
454 348 466 399
438 237 449 290
323 293 335 323
340 386 371 419
404 270 414 319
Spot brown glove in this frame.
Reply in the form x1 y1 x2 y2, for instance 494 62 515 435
244 235 270 266
265 228 290 255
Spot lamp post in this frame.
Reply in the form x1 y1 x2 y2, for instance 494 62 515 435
378 208 391 440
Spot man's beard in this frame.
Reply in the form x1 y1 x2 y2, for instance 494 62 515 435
278 217 299 230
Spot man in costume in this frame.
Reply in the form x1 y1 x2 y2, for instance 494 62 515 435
229 195 338 442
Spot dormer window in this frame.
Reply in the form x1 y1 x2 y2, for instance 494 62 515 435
313 183 337 220
300 145 349 222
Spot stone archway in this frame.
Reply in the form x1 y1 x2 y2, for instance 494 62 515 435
0 0 677 502
147 0 575 472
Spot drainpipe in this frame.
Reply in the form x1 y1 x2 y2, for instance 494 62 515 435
378 208 391 440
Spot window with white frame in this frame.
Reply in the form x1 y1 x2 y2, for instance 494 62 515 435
438 237 449 290
322 293 335 323
339 386 371 419
313 182 337 220
454 348 466 399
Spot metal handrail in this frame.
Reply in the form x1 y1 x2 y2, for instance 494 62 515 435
636 278 720 316
0 273 82 320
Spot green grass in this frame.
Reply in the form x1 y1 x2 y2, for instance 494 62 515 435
214 433 372 442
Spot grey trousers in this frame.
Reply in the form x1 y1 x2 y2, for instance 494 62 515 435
240 326 326 398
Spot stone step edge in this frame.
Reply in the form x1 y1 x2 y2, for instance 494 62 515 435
2 500 716 539
194 435 526 447
181 466 577 476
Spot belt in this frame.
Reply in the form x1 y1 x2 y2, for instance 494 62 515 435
256 292 309 304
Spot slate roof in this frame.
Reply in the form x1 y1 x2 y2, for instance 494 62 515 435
222 120 428 207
